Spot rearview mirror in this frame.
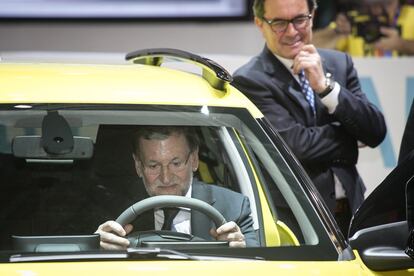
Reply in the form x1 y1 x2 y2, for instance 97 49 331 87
12 135 93 159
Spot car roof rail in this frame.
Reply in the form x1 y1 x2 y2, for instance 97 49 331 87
125 48 233 92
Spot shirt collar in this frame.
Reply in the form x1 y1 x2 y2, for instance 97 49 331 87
184 182 192 198
273 53 300 83
273 53 294 74
154 182 192 232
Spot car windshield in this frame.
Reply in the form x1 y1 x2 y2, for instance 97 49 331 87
0 104 341 262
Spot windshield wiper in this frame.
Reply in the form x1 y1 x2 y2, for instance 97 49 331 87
9 248 195 263
127 248 196 260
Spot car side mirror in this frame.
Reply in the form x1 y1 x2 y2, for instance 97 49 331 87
348 151 414 270
405 166 414 260
405 229 414 260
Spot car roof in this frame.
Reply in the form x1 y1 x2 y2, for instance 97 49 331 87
0 62 263 118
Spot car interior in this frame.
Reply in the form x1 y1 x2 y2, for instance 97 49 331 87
0 108 309 252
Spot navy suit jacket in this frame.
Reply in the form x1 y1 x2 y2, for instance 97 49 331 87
232 46 386 213
134 179 259 247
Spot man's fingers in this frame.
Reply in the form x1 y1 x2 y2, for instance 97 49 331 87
216 231 244 242
229 240 246 248
209 221 247 248
97 220 127 236
216 221 239 234
209 227 218 238
300 44 317 53
99 240 128 251
292 47 321 75
124 223 134 235
99 230 130 247
95 220 132 250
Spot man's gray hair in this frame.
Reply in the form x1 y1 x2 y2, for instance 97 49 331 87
132 126 199 154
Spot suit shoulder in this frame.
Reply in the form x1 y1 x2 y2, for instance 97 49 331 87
210 184 244 198
317 48 354 72
318 48 351 61
198 180 246 202
233 55 265 78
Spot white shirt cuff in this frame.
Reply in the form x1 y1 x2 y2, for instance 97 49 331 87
320 81 340 114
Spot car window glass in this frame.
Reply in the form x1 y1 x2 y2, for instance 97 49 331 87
0 106 339 261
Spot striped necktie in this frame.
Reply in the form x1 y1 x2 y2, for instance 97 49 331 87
298 70 316 116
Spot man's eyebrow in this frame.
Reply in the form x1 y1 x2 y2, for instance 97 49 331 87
171 156 182 161
147 156 181 163
266 13 308 21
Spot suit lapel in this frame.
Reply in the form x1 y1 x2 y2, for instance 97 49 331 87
191 179 216 240
260 46 318 124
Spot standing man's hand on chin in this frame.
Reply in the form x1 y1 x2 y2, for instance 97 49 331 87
292 44 327 94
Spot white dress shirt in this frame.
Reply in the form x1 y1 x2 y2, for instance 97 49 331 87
154 185 192 234
274 54 346 199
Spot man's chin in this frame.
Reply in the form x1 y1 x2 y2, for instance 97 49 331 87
281 42 304 58
155 185 182 196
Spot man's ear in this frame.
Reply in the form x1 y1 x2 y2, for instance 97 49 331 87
255 16 264 31
132 153 143 177
310 9 315 28
191 148 199 172
255 16 267 38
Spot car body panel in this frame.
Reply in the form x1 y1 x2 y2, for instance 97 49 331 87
0 63 262 118
233 129 282 246
0 259 369 276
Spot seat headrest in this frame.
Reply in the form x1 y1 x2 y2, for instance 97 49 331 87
93 125 137 177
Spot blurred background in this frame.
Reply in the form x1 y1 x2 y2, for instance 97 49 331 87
0 0 260 55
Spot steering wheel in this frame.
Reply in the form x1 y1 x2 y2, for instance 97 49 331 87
115 195 227 248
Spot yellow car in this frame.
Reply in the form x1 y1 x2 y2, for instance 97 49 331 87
0 48 413 275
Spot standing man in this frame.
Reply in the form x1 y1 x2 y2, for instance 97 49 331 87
232 0 386 234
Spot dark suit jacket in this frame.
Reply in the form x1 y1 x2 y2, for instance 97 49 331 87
399 98 414 164
134 179 259 247
232 46 386 213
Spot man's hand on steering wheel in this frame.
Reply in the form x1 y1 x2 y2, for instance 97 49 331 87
95 220 133 250
96 196 244 249
96 219 246 249
209 221 246 248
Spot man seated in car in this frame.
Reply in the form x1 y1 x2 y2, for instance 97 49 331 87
95 126 258 249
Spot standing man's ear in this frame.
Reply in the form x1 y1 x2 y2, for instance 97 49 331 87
255 16 264 31
132 153 143 178
310 9 315 27
255 16 268 40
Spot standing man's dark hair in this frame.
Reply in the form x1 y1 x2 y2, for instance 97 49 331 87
253 0 318 18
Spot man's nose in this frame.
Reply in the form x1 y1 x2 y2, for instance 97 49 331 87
159 165 172 183
284 22 299 35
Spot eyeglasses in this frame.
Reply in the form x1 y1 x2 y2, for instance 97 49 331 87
262 14 312 34
140 152 192 176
